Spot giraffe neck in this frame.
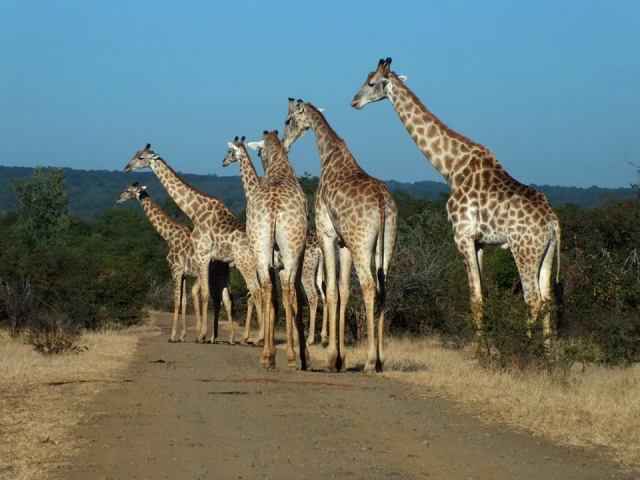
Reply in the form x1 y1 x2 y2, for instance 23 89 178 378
150 156 209 220
306 106 358 173
138 195 182 244
263 143 297 180
238 149 261 199
386 74 483 185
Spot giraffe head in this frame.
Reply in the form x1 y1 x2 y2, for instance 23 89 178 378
124 143 157 172
247 130 282 169
282 98 324 151
222 136 248 167
351 57 405 109
116 182 148 203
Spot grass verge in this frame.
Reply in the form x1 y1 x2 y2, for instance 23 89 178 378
0 324 156 480
309 337 640 469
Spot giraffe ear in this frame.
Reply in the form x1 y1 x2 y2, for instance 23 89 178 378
318 108 326 113
141 185 147 190
246 141 264 150
227 142 239 151
397 75 408 82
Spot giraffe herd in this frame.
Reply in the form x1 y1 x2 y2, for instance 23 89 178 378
119 58 561 372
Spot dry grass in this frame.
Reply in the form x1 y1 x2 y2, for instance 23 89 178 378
0 325 156 480
309 337 640 468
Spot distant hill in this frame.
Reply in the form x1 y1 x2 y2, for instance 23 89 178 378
0 165 635 218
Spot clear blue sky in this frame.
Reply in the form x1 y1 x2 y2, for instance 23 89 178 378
1 0 639 187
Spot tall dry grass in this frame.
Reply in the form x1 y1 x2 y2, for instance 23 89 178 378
0 325 154 480
309 337 640 468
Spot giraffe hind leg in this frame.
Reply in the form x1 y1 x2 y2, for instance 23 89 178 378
179 276 187 342
538 236 557 347
170 272 182 343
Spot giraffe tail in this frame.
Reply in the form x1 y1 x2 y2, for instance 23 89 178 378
269 212 278 268
375 195 386 316
552 219 564 322
554 219 561 284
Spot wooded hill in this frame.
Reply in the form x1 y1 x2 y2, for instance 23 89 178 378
0 165 634 218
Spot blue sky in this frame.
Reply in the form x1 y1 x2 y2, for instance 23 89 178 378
1 0 638 187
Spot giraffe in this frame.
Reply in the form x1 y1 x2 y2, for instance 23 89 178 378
223 136 326 346
283 98 398 373
236 130 308 369
116 182 203 342
351 58 561 342
124 144 263 345
300 229 327 346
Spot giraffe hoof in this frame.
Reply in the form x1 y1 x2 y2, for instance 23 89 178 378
363 362 376 374
239 339 249 346
168 338 175 343
260 356 276 369
321 339 329 348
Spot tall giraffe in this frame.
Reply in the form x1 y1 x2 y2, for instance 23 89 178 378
116 182 204 342
238 131 308 369
283 98 398 373
223 136 326 346
124 144 262 345
352 58 561 341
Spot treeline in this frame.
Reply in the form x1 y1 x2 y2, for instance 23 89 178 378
0 168 638 365
1 165 635 219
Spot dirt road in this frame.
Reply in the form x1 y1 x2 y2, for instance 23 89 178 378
59 312 631 479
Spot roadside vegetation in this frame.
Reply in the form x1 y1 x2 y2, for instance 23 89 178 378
0 167 638 469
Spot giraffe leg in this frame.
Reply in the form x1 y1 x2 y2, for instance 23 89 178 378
353 255 377 374
253 290 265 346
221 286 234 345
376 213 396 371
170 272 182 342
260 277 276 368
179 276 187 342
281 274 297 367
538 236 557 347
306 295 318 346
241 294 253 345
456 237 483 335
317 261 328 347
209 285 222 344
319 235 338 372
511 243 545 341
196 263 210 343
337 246 352 372
191 279 201 338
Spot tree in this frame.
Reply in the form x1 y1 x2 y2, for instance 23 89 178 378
12 168 69 251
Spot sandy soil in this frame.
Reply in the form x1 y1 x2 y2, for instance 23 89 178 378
52 311 634 480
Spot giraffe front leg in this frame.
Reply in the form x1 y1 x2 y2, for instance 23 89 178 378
456 236 484 336
319 237 338 372
221 287 235 345
260 280 276 369
170 273 182 342
253 290 265 346
282 280 297 368
191 279 201 338
179 277 187 342
337 247 352 372
196 265 210 343
306 295 318 346
241 294 253 345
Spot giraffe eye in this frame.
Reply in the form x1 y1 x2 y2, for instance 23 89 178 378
285 118 291 125
368 82 375 87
